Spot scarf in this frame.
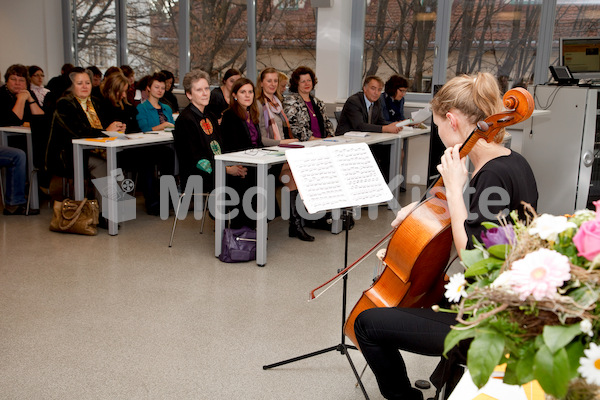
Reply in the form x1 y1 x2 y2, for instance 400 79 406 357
263 95 291 140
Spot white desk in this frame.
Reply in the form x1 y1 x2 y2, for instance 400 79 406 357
72 132 174 235
0 126 39 209
214 128 429 266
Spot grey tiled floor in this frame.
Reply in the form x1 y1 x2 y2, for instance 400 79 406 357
0 188 440 400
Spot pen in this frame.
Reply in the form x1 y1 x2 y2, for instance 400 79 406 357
261 148 280 152
323 139 338 142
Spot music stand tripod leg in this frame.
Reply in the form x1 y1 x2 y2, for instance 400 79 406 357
262 209 370 400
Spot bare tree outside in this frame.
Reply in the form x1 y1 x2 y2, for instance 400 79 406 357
364 0 436 93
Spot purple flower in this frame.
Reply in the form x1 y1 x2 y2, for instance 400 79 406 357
481 225 516 247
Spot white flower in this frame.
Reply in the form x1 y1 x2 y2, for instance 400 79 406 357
529 214 577 242
580 319 594 337
444 273 467 303
491 271 513 290
579 342 600 385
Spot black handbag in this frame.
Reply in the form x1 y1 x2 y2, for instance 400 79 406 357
219 226 257 263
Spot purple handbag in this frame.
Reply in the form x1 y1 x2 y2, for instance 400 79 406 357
219 226 257 263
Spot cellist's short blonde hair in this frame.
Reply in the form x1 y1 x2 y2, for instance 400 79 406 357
431 72 505 143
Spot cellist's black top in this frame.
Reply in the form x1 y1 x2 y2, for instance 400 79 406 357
464 150 538 249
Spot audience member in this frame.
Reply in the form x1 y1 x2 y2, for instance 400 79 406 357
135 75 151 105
0 64 44 126
283 66 334 141
206 68 241 120
255 67 299 146
100 71 172 215
87 65 102 98
120 65 137 105
173 69 245 193
100 72 139 133
46 63 74 99
0 146 39 215
221 77 313 240
160 69 179 114
28 66 50 107
136 72 174 132
277 71 289 97
335 75 403 135
46 67 124 185
380 75 408 123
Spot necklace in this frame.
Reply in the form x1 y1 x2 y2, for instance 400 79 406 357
305 100 316 117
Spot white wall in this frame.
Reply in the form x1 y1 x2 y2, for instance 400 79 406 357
0 0 63 81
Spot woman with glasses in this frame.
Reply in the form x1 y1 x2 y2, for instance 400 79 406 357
283 66 334 141
380 75 409 124
28 66 50 107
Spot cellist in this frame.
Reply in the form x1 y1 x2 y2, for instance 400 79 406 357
354 72 538 400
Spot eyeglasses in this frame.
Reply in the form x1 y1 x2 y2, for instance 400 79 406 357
32 73 45 78
398 88 408 93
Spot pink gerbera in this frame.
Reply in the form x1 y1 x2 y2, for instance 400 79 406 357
508 248 571 301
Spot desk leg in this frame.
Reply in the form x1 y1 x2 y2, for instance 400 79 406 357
106 147 118 235
25 132 39 209
389 139 400 204
256 164 268 266
73 143 85 201
400 138 409 192
214 159 226 258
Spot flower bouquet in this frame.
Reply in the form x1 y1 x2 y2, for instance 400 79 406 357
442 201 600 400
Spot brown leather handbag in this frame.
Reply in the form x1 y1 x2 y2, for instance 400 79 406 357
49 198 100 236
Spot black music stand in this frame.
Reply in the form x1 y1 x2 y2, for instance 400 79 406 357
262 207 370 400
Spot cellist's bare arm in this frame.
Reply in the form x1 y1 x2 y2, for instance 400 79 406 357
437 144 469 254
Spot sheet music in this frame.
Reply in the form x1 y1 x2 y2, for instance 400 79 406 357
285 143 393 214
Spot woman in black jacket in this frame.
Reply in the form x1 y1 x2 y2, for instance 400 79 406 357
220 77 314 240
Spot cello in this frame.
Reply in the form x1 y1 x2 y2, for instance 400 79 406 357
310 88 535 348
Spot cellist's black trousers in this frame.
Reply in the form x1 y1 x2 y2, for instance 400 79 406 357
354 307 456 400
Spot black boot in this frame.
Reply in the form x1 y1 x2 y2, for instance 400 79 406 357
289 190 314 242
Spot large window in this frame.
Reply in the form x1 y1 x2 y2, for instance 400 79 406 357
255 0 317 77
447 0 542 93
126 0 179 78
363 0 437 93
74 0 118 69
188 1 248 85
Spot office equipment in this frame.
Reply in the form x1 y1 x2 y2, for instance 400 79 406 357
560 37 600 81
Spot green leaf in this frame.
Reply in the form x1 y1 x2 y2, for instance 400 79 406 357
542 324 581 354
443 327 477 357
487 244 510 260
464 257 504 278
481 221 500 229
461 249 485 268
514 351 535 384
533 345 571 399
467 330 505 388
565 341 585 380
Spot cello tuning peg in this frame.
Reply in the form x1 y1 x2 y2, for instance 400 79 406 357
477 121 490 131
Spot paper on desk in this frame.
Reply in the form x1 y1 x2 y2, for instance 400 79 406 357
102 131 130 139
396 104 432 127
344 131 369 137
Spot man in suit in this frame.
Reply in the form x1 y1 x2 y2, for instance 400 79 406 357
335 75 403 135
